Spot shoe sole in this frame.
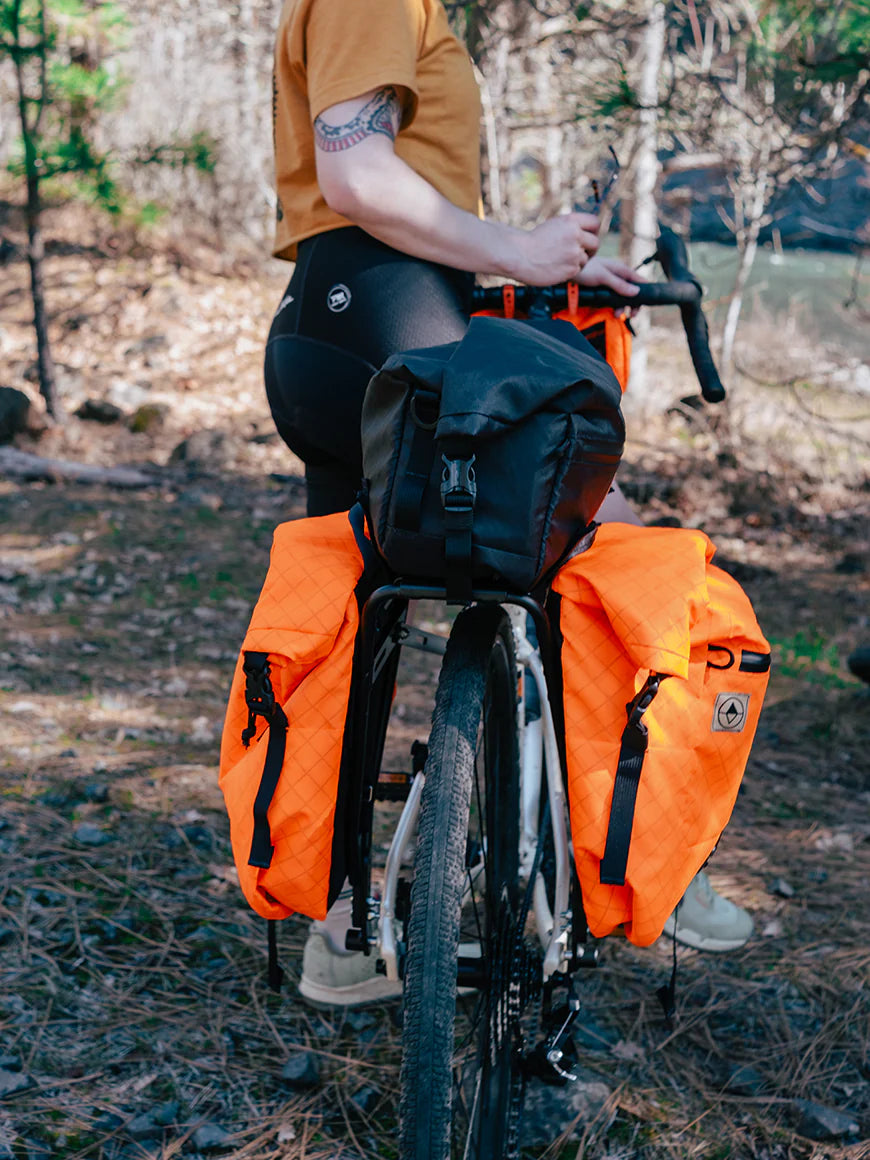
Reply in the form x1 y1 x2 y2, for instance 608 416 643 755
661 923 752 952
298 976 404 1009
298 943 482 1009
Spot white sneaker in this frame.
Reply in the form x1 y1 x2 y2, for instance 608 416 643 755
298 932 404 1009
661 870 754 952
298 932 483 1009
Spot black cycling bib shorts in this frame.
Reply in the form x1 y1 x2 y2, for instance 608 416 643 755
264 226 472 516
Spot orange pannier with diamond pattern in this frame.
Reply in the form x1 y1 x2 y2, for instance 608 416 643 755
553 523 770 946
219 508 370 922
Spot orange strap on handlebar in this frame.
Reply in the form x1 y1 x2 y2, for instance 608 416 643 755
567 281 579 315
502 284 516 319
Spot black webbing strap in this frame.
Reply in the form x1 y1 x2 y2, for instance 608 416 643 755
241 651 289 870
440 454 476 604
393 389 439 529
599 673 663 886
267 919 284 993
443 505 474 604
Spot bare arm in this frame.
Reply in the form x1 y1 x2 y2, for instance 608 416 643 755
313 87 619 289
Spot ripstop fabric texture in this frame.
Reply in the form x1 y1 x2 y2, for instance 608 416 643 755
553 522 770 946
219 511 364 921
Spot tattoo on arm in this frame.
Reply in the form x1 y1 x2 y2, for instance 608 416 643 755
314 87 402 153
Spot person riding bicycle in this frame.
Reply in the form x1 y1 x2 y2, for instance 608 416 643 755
264 0 752 1006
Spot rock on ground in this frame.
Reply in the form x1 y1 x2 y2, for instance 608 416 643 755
192 1122 231 1151
793 1100 860 1141
0 387 30 443
280 1050 320 1088
0 1068 32 1097
522 1072 614 1144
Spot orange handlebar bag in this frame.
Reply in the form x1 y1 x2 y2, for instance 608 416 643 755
219 508 370 922
473 284 632 392
553 523 770 945
553 301 632 393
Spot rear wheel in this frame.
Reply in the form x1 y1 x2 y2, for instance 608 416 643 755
400 605 540 1160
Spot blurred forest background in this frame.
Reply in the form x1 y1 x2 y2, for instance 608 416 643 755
0 2 869 1160
1 0 869 426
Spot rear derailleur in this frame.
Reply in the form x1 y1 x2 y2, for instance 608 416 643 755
523 954 599 1086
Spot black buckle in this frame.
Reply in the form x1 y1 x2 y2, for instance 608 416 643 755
242 653 277 746
625 673 661 729
440 454 477 510
621 673 662 749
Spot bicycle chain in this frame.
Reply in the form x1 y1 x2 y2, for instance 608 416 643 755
485 889 544 1158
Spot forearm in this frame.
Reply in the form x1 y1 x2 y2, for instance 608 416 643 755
329 149 521 276
313 88 600 287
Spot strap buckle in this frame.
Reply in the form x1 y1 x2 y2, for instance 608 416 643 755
625 673 662 733
440 454 477 510
242 652 277 746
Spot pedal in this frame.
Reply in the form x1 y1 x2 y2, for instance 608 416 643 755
374 771 413 802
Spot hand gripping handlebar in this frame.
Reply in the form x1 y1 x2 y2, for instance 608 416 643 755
471 224 726 403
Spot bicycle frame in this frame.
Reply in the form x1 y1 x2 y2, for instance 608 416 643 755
345 582 578 983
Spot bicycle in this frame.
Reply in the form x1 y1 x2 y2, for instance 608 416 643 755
336 228 725 1160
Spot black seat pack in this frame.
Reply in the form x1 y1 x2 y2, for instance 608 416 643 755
361 315 625 598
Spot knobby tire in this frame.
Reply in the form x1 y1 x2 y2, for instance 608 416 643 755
399 604 523 1160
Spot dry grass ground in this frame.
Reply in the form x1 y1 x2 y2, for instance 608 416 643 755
1 201 868 1159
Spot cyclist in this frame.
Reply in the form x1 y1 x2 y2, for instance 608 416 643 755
264 0 752 1006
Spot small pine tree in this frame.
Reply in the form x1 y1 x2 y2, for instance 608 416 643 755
1 0 214 419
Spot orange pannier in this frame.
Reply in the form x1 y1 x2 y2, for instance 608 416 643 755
219 509 368 922
553 523 770 946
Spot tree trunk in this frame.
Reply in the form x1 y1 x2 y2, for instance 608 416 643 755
13 0 60 420
475 65 503 215
720 76 774 378
25 171 61 420
624 0 665 413
720 214 761 376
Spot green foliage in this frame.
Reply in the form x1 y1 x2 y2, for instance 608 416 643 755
585 63 638 121
770 630 853 689
741 0 870 119
1 0 214 219
137 130 217 175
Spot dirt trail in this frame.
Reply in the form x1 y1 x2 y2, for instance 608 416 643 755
1 208 868 1158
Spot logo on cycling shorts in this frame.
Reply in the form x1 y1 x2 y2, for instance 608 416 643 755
327 283 352 313
711 692 749 732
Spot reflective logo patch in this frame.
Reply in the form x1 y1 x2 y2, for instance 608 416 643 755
327 283 351 313
712 692 750 732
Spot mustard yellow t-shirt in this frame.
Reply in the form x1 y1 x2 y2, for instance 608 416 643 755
272 0 482 260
